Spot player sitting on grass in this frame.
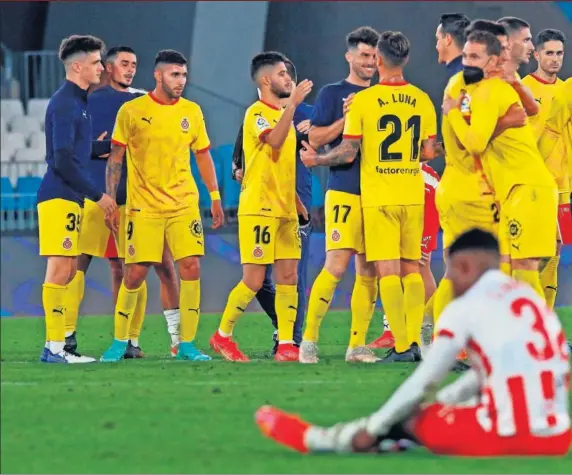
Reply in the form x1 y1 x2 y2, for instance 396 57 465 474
256 228 571 457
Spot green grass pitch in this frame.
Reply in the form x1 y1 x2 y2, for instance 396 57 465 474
1 308 571 474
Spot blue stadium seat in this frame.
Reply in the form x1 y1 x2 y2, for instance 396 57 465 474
1 177 17 231
214 144 240 210
15 176 41 210
311 175 325 208
190 152 210 209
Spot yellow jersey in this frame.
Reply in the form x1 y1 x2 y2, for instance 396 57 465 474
538 78 572 193
447 77 556 203
112 92 211 218
343 80 437 207
521 74 564 140
441 72 495 202
238 100 297 219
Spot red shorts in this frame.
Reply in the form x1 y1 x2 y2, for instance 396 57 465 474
412 403 571 456
103 233 119 259
558 202 572 245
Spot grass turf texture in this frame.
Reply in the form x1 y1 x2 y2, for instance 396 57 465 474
1 308 571 474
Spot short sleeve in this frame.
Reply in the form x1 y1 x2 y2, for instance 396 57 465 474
111 104 130 147
422 95 438 140
434 298 471 349
342 95 362 139
190 106 211 154
246 108 273 141
310 87 334 127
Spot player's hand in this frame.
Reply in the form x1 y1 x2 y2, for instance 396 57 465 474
296 119 311 135
300 140 318 168
97 193 117 217
501 103 527 129
97 131 110 158
211 199 225 230
351 429 380 453
105 208 120 233
343 93 355 116
297 201 309 222
289 79 313 108
442 93 463 115
235 168 244 184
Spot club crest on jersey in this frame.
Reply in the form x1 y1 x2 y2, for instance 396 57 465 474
460 93 471 115
253 245 264 259
508 219 522 239
190 220 203 237
181 117 190 132
331 229 341 242
256 116 270 132
62 237 72 250
128 244 136 257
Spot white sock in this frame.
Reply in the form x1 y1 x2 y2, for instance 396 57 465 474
218 329 231 338
164 308 180 345
130 338 139 348
49 341 65 354
279 340 294 345
65 330 74 338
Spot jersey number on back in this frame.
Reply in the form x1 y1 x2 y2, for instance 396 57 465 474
378 114 421 162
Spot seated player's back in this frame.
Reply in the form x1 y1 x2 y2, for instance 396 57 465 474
349 81 436 208
112 92 209 217
440 270 570 437
476 78 556 202
239 100 297 219
38 82 92 205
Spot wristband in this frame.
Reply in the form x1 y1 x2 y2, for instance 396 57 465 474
210 190 221 201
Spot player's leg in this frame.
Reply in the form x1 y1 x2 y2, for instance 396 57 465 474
63 252 91 354
210 215 274 361
540 237 561 309
38 199 95 363
257 264 278 329
346 253 379 363
293 221 312 347
101 213 163 362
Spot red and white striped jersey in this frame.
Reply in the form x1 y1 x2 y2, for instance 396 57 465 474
438 270 570 437
422 163 440 237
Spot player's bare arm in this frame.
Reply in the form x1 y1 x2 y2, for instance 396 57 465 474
492 103 527 138
295 193 309 221
300 138 360 168
104 142 126 232
507 77 539 117
195 149 225 229
308 93 353 149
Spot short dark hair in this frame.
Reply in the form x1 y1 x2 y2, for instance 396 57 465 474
250 51 287 81
449 228 499 257
154 49 187 67
377 31 410 67
59 35 105 62
104 46 136 64
346 26 379 50
284 58 297 83
498 16 530 36
466 30 502 57
465 19 507 38
439 13 471 48
536 29 567 49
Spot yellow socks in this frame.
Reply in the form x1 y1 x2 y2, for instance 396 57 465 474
303 269 340 342
540 255 559 309
349 275 377 349
513 269 544 299
379 275 408 352
219 280 256 336
500 261 512 276
64 270 84 336
43 283 67 351
433 278 454 329
114 283 141 341
276 284 298 343
403 273 425 346
180 279 200 343
128 280 148 345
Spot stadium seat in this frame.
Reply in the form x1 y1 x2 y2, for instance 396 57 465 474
0 176 17 231
28 131 45 150
2 132 26 151
213 144 241 210
9 116 42 136
16 176 41 209
0 117 6 135
0 99 24 122
14 148 45 163
1 145 16 162
190 153 210 209
311 174 325 208
27 98 50 119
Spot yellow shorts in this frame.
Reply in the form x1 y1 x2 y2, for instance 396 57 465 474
238 215 301 265
324 190 365 254
437 194 499 249
37 198 82 257
124 208 204 264
78 199 113 258
499 185 557 259
363 205 424 262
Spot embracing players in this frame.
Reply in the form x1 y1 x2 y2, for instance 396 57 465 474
302 31 440 363
100 49 224 362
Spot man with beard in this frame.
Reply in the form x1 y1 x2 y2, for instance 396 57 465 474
210 52 312 362
299 27 380 364
64 46 183 359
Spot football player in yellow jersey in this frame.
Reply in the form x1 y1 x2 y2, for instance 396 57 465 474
210 52 312 362
302 32 441 363
538 78 572 311
444 31 557 298
100 50 225 362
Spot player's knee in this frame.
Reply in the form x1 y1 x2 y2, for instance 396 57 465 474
401 259 420 276
108 259 124 281
154 259 177 282
123 265 148 289
511 258 540 271
324 255 350 279
178 257 200 280
77 254 92 273
277 268 298 286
